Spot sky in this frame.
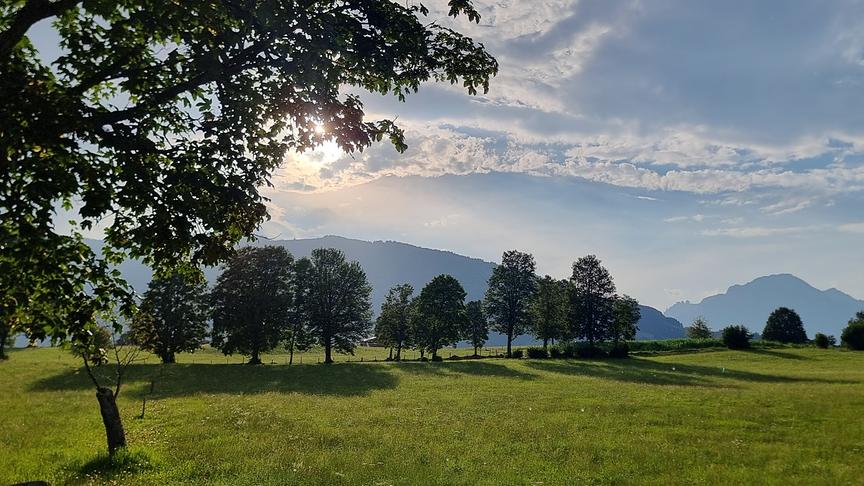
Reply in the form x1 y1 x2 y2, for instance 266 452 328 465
261 0 864 309
41 0 864 310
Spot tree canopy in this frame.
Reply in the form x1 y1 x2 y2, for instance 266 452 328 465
530 276 568 348
210 246 294 364
131 274 210 364
687 316 713 340
464 300 488 356
1 0 497 349
413 274 466 360
485 250 537 357
610 295 640 344
762 307 807 344
568 255 616 346
299 248 372 364
375 283 414 361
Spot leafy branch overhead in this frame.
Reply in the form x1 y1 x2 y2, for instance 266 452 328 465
1 0 497 346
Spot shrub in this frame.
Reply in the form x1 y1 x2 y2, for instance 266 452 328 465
813 333 834 349
575 343 607 358
608 342 629 358
510 349 524 359
628 338 724 353
722 325 752 349
525 347 548 359
549 345 564 359
841 313 864 350
431 354 443 362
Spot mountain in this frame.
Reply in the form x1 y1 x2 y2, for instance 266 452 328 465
14 236 682 347
666 274 864 338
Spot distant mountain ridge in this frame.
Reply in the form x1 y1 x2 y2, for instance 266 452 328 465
666 274 864 338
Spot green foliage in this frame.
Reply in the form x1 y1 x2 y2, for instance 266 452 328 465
762 307 808 344
525 347 548 359
687 316 713 340
510 349 524 359
722 325 753 350
611 295 640 343
210 247 293 364
375 284 414 360
463 300 489 355
568 255 616 345
628 339 725 353
485 250 537 357
549 345 565 359
841 312 864 350
68 325 113 366
1 0 496 351
813 333 835 349
608 342 629 358
412 274 466 359
298 248 373 364
131 274 209 364
530 276 568 347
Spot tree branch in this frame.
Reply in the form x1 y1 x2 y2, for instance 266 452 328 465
0 0 81 60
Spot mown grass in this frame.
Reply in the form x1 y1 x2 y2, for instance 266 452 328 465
2 346 862 485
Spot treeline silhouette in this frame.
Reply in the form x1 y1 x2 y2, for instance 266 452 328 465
125 247 643 364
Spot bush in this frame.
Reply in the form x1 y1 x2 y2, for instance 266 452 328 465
841 314 864 350
813 333 835 349
510 349 524 359
722 325 752 349
608 342 629 358
431 354 443 362
575 343 607 358
525 347 548 359
549 345 565 359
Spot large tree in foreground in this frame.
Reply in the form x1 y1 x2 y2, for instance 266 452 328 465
762 307 808 344
485 250 537 358
568 255 616 346
299 248 372 364
131 274 210 364
1 1 495 453
211 247 293 365
413 275 466 360
375 284 414 361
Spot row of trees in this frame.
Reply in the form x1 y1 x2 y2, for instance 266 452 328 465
375 251 641 360
686 307 864 350
132 246 372 365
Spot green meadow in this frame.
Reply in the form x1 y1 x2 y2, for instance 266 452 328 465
2 346 863 485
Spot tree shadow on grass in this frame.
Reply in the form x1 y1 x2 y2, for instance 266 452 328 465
524 357 856 387
30 361 399 398
395 360 537 380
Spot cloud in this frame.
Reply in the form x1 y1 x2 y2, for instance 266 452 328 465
838 222 864 234
664 214 707 223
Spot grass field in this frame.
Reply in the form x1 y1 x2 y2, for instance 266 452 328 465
2 346 863 485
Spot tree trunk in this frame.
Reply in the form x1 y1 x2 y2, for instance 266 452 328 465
248 349 261 365
161 351 175 364
431 347 438 360
388 347 393 360
96 387 126 456
0 338 6 360
419 348 425 359
473 345 478 357
506 334 513 358
289 346 294 365
543 338 549 350
395 343 402 361
324 340 333 364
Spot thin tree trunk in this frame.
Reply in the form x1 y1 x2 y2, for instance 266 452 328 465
395 343 402 361
96 387 126 456
473 345 478 357
289 346 294 365
0 338 6 360
249 349 261 365
388 347 393 360
543 338 549 349
506 333 513 358
324 340 332 364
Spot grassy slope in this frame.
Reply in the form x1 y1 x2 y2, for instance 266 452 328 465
1 347 862 485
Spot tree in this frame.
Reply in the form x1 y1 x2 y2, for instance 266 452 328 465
375 284 414 361
131 274 209 364
211 246 293 365
464 300 489 356
687 316 713 339
841 311 864 350
284 258 314 366
722 325 752 349
413 275 466 360
299 248 372 364
813 333 835 349
611 295 641 344
762 307 808 344
568 255 616 346
530 276 568 349
2 1 495 453
485 250 537 358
